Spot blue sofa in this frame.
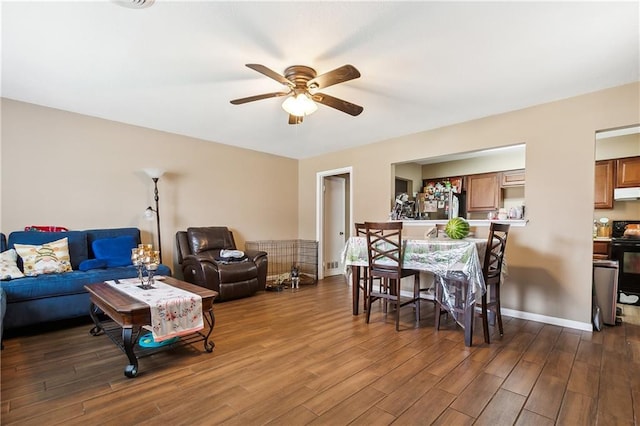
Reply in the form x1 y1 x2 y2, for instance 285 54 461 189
0 227 171 331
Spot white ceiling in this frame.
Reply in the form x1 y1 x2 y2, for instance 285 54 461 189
2 1 639 159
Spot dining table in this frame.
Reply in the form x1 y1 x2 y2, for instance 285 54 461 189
342 235 487 344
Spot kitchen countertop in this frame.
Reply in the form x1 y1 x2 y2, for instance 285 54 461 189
402 219 528 227
593 237 612 242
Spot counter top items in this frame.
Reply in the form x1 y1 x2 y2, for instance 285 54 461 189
623 224 640 238
612 220 640 239
596 217 611 238
444 217 470 239
401 219 528 227
391 193 415 220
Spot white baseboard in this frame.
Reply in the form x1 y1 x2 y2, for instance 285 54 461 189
380 289 594 333
500 308 593 332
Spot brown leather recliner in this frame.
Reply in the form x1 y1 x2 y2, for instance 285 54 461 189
176 227 268 302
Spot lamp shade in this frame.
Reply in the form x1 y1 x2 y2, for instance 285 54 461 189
144 206 155 219
282 93 318 117
143 168 165 179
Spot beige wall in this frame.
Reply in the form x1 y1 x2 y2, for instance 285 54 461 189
596 132 640 160
421 148 526 179
3 83 639 327
299 82 640 326
394 162 422 197
1 99 299 275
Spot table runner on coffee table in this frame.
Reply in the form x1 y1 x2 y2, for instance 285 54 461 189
105 278 203 342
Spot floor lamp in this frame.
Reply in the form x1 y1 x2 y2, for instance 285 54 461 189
143 168 165 264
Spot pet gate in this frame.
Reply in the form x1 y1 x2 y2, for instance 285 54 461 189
245 240 318 286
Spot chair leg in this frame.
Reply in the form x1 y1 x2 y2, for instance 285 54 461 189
382 279 388 314
434 277 442 330
391 279 400 332
413 274 420 324
362 267 369 311
366 276 373 325
462 281 473 347
495 283 504 336
481 293 490 344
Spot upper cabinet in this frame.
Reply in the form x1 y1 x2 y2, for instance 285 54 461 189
616 156 640 188
467 172 501 212
595 160 615 209
501 169 525 187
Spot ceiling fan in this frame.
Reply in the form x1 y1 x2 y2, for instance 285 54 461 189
230 64 363 125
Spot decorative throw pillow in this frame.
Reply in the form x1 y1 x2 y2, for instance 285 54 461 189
92 235 135 267
0 249 25 280
14 237 72 276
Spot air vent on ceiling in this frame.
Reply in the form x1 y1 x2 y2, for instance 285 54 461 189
111 0 155 9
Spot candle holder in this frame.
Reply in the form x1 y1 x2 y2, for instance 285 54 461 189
131 245 160 290
145 262 158 289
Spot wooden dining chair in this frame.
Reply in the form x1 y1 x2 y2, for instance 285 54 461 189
364 221 421 331
354 223 382 312
434 222 510 345
480 222 510 343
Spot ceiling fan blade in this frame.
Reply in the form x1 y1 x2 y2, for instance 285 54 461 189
288 114 303 125
230 91 290 105
307 65 360 90
246 64 294 88
312 92 364 116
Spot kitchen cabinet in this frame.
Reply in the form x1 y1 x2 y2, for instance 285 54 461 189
616 156 640 188
595 160 615 209
501 169 525 187
593 240 610 259
467 172 501 212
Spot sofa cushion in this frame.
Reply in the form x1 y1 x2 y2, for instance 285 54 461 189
78 258 108 271
92 235 136 264
86 228 141 258
0 233 6 252
0 249 25 280
8 231 88 270
1 264 172 304
14 237 72 276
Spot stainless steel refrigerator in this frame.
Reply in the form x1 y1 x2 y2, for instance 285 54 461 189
418 177 466 220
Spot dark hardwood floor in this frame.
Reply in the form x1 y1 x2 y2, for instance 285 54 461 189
2 275 639 425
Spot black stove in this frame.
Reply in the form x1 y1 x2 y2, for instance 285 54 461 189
610 220 640 306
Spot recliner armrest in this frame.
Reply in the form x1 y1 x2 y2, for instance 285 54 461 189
244 249 268 290
180 253 223 292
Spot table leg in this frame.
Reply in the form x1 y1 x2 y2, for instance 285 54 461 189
88 302 103 336
122 326 139 378
463 283 475 347
201 309 216 352
352 265 361 315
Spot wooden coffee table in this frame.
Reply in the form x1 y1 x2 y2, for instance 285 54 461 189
85 277 218 378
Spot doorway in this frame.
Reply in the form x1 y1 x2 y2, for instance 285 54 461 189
316 167 352 280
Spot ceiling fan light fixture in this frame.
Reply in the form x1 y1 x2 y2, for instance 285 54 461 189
282 93 318 117
111 0 155 9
